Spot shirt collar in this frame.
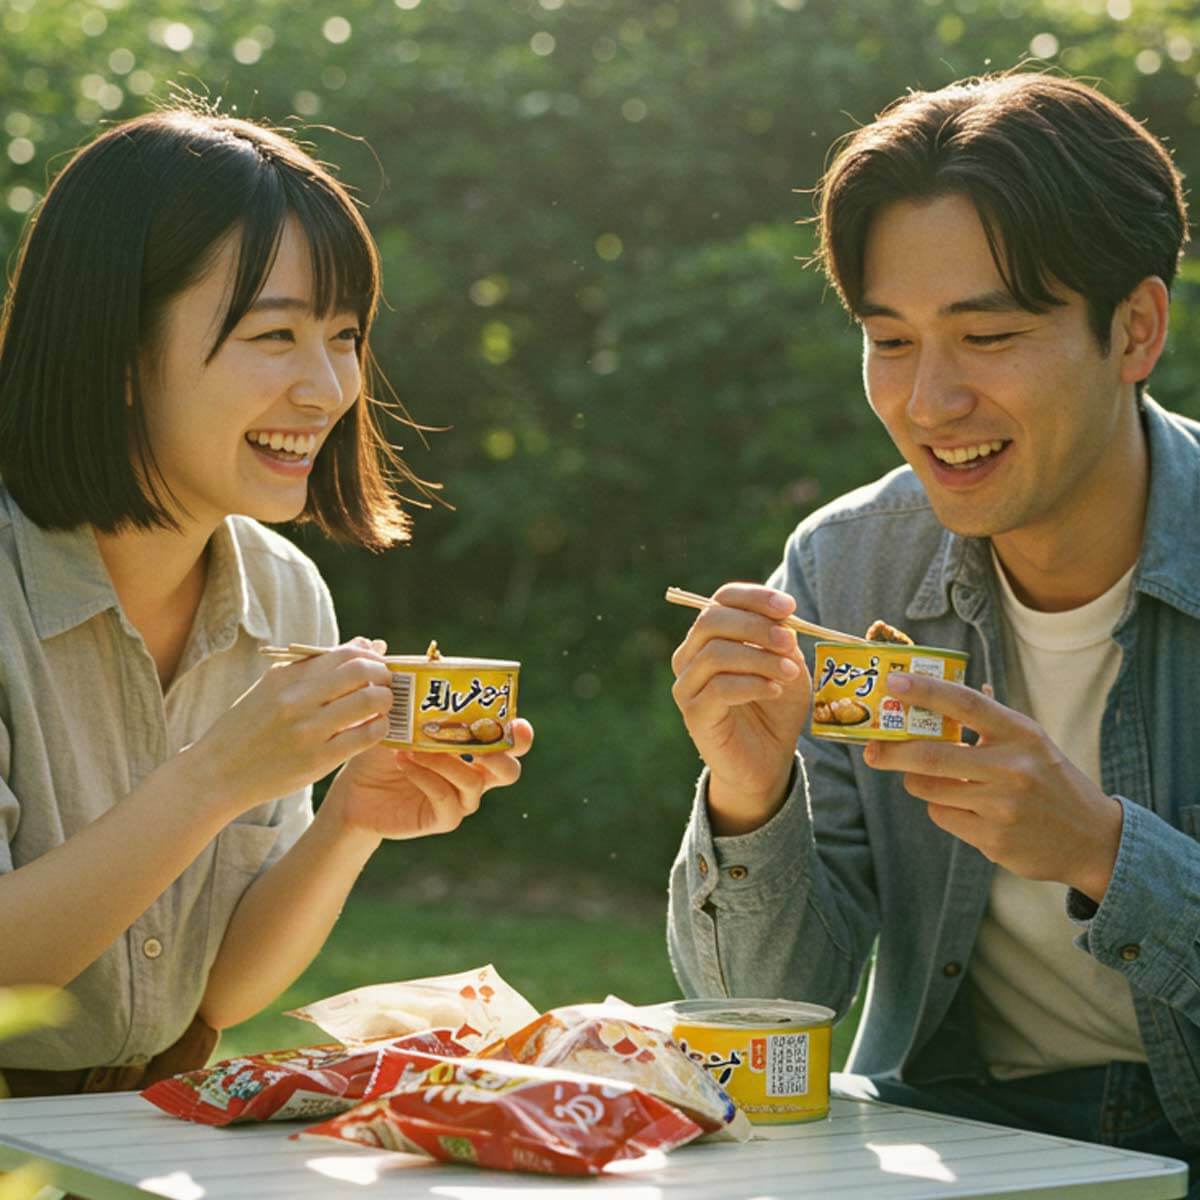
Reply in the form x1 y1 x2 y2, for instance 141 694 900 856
10 498 273 646
905 396 1200 624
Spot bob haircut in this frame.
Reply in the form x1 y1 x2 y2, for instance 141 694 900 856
0 108 430 548
814 72 1188 372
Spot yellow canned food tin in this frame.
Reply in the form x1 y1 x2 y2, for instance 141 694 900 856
811 640 967 743
383 655 520 754
670 999 834 1124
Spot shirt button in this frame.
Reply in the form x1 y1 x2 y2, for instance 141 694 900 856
1119 943 1140 962
143 937 164 960
728 865 749 880
697 855 709 877
942 961 962 977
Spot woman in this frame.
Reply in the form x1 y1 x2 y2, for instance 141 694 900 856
0 108 533 1095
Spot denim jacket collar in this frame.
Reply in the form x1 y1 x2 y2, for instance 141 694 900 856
904 396 1200 625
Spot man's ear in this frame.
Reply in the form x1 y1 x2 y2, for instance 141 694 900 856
1116 275 1170 385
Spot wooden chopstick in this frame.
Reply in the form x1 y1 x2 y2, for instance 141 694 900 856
258 643 331 664
664 587 872 645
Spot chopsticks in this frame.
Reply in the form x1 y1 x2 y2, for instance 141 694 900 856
664 587 872 646
258 643 329 664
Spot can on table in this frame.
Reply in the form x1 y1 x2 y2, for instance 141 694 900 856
382 655 520 754
669 999 834 1124
811 640 968 743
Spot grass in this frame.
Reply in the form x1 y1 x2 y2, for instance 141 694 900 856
217 862 863 1070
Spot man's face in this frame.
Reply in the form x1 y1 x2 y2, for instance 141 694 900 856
858 193 1130 542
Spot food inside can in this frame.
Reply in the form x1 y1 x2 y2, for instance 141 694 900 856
811 637 967 743
382 647 520 754
668 999 834 1125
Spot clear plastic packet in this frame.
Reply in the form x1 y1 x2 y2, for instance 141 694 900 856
283 964 537 1052
298 1052 703 1176
476 1002 751 1142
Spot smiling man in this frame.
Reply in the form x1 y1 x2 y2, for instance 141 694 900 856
667 72 1199 1185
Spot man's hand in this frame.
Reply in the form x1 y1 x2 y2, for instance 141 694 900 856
671 583 811 835
323 719 534 841
863 673 1123 903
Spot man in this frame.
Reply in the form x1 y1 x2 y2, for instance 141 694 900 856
667 71 1199 1184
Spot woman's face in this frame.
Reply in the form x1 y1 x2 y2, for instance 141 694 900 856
138 215 363 533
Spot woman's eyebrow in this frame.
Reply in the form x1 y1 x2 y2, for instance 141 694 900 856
245 296 311 314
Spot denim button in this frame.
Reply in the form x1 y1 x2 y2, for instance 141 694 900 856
942 961 962 977
698 854 709 877
1119 943 1141 962
729 865 749 880
143 937 163 959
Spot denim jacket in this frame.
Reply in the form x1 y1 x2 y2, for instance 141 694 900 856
667 397 1200 1146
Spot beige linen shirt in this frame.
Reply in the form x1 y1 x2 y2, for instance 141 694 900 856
0 483 337 1070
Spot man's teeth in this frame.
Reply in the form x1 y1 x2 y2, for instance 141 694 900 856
246 432 318 456
931 440 1006 465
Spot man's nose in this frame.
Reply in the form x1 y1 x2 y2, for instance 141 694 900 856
905 346 976 428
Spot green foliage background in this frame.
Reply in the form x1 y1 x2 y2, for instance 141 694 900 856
3 0 1200 892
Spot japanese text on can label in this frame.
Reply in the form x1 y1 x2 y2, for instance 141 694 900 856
764 1032 809 1098
904 655 946 737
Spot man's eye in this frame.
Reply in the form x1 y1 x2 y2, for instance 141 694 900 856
871 338 910 351
965 332 1019 346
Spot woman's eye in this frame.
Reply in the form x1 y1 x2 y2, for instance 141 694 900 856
333 326 362 344
253 329 294 343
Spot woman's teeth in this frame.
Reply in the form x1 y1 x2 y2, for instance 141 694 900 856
246 431 318 458
931 440 1006 467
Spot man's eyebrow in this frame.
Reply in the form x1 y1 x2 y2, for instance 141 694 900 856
856 290 1030 320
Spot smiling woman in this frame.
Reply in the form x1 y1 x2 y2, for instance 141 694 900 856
0 108 421 547
0 106 534 1100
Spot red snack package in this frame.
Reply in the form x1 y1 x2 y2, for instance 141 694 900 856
141 1029 469 1126
478 1006 750 1141
299 1054 702 1176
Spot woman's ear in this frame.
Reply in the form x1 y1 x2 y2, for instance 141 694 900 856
1116 275 1170 386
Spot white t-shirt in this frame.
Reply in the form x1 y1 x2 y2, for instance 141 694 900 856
967 549 1146 1079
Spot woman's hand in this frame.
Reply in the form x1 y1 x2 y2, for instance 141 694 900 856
322 719 535 840
190 637 393 815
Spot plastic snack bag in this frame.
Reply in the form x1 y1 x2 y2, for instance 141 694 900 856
141 1029 469 1126
298 1053 703 1176
284 964 537 1052
478 1003 751 1142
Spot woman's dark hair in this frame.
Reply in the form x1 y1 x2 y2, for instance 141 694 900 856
0 107 433 548
815 71 1188 365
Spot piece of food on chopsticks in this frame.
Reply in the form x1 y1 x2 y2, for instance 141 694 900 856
298 1054 703 1176
140 1030 470 1127
477 1004 750 1142
864 619 914 645
284 964 538 1052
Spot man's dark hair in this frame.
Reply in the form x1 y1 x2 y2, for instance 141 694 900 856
0 108 432 548
815 72 1189 366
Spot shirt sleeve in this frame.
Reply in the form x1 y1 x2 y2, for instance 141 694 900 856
666 527 880 1017
1068 796 1200 1023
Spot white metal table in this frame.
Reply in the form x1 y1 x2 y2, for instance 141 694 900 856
0 1090 1188 1199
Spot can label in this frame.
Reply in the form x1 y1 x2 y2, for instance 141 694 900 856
811 641 967 743
672 1021 830 1124
383 663 519 754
